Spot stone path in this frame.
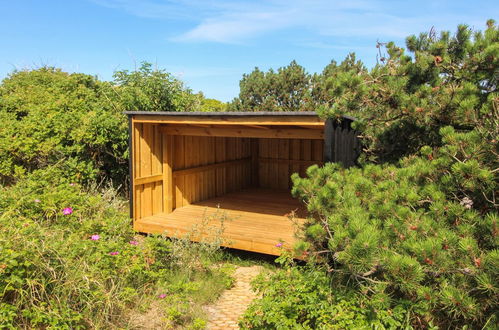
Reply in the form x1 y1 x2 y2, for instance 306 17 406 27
205 265 264 329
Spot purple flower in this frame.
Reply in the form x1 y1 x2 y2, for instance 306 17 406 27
129 240 139 246
158 293 167 299
109 251 119 256
90 235 100 241
62 207 73 215
34 199 41 203
275 242 283 248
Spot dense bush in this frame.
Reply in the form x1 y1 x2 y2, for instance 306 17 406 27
318 20 498 163
0 62 203 186
287 21 498 329
0 166 232 328
240 261 409 329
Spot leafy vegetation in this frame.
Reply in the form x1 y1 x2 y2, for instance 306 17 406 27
0 166 233 328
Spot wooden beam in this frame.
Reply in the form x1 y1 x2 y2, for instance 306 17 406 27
162 125 324 140
132 114 325 127
173 158 251 178
134 173 163 185
259 157 323 167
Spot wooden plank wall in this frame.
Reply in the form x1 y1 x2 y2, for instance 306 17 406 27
133 123 164 221
172 136 252 209
132 123 324 221
258 138 324 190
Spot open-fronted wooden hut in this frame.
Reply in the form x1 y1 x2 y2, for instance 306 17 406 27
126 112 360 255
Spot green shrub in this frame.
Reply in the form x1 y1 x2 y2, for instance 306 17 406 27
283 21 498 329
240 262 410 329
0 167 232 328
0 62 202 186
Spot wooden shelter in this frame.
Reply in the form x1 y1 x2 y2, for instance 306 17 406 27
126 112 360 255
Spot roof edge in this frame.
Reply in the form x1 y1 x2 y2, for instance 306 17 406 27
124 111 356 121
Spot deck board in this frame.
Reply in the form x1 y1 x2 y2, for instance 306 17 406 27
135 188 306 255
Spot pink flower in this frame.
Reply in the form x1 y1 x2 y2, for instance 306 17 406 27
109 251 119 256
34 199 41 203
62 207 73 215
69 183 75 186
90 235 100 241
275 242 283 248
129 240 139 246
158 293 167 299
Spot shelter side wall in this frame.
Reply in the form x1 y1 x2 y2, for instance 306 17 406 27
132 123 164 221
172 136 252 208
258 138 324 190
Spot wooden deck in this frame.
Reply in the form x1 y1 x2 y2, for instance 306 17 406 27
134 189 307 255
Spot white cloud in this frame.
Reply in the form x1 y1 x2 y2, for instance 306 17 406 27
91 0 495 44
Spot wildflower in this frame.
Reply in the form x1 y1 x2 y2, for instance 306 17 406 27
460 197 473 209
34 199 41 203
109 251 119 256
275 242 283 248
69 183 75 186
158 293 167 299
62 207 73 215
129 240 139 246
91 235 100 241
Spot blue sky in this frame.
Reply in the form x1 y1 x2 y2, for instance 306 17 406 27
0 1 496 101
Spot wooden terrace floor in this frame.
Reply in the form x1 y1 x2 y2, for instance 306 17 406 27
134 188 307 255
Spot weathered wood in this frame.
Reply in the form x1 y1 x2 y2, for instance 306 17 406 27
323 118 361 167
162 125 324 140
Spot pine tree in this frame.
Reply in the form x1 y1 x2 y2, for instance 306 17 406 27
293 21 498 328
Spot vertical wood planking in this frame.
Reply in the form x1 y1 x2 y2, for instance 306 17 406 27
269 139 279 189
133 122 141 220
152 125 163 215
290 139 301 187
278 139 289 190
259 138 269 188
173 135 185 209
251 139 259 187
215 137 225 196
300 139 312 177
226 138 234 192
312 140 323 163
184 136 193 204
141 124 153 218
208 137 216 198
163 133 173 213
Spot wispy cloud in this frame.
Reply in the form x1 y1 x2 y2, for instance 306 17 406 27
91 0 494 44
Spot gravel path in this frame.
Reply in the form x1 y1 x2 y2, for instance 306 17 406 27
205 266 263 329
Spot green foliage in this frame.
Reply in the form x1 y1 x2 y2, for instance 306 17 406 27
292 125 498 328
318 20 498 163
230 60 314 112
240 263 410 329
113 62 200 113
0 167 232 328
198 94 228 112
0 62 203 186
0 67 128 185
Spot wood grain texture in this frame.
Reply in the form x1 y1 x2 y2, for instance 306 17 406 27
134 188 306 256
163 125 324 140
